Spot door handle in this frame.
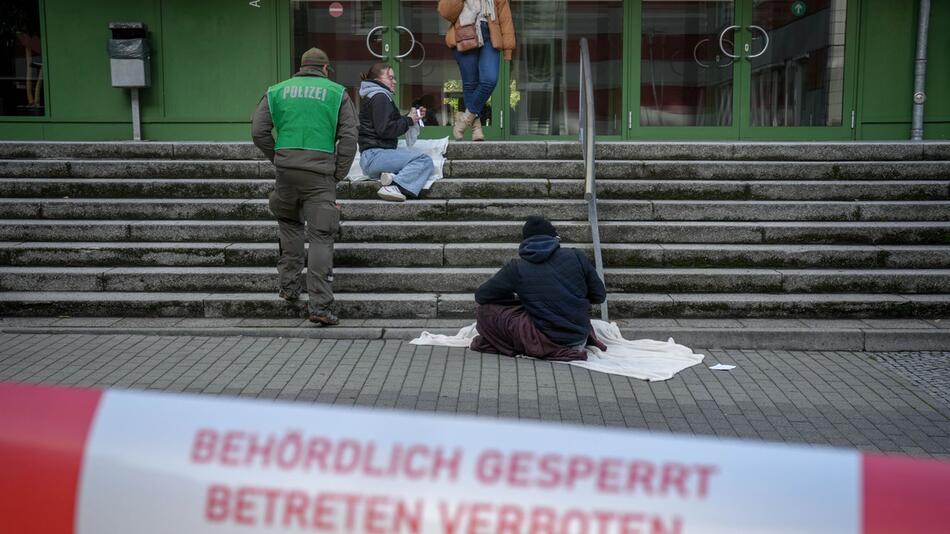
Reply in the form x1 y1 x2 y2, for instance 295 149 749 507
693 38 710 68
394 26 416 59
366 25 387 59
718 25 740 59
747 25 770 58
407 41 426 69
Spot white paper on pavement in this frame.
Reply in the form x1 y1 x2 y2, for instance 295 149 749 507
346 137 449 189
709 364 737 371
411 319 705 381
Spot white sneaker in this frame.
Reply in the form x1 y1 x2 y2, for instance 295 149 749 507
377 184 406 202
379 172 396 186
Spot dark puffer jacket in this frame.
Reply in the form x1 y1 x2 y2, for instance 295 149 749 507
474 235 607 346
357 80 412 151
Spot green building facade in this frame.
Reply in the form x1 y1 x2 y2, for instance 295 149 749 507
1 0 948 142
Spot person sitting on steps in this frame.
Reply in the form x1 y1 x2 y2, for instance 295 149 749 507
357 63 434 202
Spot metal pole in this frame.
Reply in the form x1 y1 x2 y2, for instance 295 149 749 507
131 88 142 141
911 0 931 141
579 38 607 322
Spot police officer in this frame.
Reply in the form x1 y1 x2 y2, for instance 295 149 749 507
252 48 358 326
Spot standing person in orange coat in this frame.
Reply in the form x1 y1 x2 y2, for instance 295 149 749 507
438 0 516 141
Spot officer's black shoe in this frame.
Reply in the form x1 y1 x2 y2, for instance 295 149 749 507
308 311 339 326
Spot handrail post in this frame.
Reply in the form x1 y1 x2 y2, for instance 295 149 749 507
579 38 608 322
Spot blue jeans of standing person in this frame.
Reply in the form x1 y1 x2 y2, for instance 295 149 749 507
359 147 434 197
453 21 500 115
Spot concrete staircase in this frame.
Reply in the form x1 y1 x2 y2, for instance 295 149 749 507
1 141 949 322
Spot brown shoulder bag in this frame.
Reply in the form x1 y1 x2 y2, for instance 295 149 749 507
454 22 479 52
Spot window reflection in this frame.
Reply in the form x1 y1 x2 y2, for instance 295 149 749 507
510 0 623 136
0 0 44 116
291 0 383 104
749 0 847 127
398 0 458 128
641 0 735 127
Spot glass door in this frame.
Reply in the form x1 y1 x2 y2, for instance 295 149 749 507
506 0 626 139
290 0 857 142
632 0 741 139
291 0 502 139
629 0 856 140
739 0 855 139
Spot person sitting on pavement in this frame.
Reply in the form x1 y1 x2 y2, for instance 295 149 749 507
471 215 608 361
357 63 435 202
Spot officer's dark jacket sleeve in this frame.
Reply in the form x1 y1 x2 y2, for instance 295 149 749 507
370 94 412 140
475 260 520 305
334 92 359 181
251 96 276 162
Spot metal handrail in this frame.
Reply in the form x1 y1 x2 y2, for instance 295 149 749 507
578 38 608 321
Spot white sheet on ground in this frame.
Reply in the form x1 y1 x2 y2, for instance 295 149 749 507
410 320 705 381
346 137 449 190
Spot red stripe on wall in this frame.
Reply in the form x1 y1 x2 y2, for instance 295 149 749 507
0 382 103 534
863 452 950 534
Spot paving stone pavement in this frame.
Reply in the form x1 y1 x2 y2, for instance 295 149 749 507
871 351 950 409
1 333 948 459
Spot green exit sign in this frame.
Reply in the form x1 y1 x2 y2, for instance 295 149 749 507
791 1 807 17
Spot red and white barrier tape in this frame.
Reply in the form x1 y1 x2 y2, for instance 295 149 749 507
1 382 948 533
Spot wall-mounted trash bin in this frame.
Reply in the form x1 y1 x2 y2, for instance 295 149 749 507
107 22 150 88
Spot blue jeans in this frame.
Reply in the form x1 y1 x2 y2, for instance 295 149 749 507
359 148 434 197
452 21 500 115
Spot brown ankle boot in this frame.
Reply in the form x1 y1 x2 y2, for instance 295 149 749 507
453 111 475 141
471 117 485 141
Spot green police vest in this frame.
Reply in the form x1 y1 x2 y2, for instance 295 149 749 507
267 76 344 153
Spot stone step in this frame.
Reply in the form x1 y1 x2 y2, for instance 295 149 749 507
438 293 950 319
441 243 950 269
0 178 275 199
451 141 950 162
3 141 948 161
349 179 950 202
3 178 947 201
4 219 948 244
4 242 949 269
4 159 950 181
0 141 262 160
0 291 439 318
0 242 444 267
2 291 947 319
448 160 950 180
0 159 266 179
3 198 947 222
3 267 948 294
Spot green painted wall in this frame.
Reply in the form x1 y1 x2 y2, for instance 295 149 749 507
857 0 950 139
45 0 163 122
1 0 286 141
159 0 278 122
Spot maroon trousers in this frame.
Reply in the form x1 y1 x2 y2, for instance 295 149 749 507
470 304 606 362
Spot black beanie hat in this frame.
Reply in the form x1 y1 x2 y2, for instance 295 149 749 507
522 215 558 240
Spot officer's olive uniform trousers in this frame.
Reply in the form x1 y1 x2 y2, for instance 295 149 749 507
268 167 339 314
